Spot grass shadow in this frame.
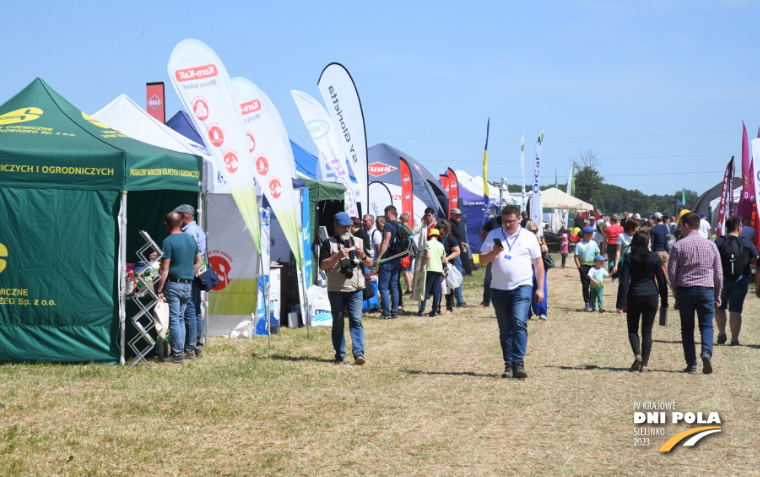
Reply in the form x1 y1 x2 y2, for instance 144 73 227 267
544 364 684 374
253 353 336 364
402 369 496 378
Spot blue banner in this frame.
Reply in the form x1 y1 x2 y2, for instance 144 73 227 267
302 188 312 288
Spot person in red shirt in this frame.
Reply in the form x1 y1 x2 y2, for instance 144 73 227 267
605 215 624 276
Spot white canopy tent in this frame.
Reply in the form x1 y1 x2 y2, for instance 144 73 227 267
539 187 594 210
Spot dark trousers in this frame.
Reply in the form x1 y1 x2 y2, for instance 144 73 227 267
397 267 404 307
578 265 592 304
482 262 492 305
419 271 442 314
462 253 473 275
626 295 658 366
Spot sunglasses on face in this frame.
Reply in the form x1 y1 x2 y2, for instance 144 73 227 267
530 229 538 233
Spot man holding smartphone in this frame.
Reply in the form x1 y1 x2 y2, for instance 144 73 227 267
480 205 544 379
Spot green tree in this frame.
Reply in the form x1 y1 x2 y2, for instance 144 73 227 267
573 149 605 203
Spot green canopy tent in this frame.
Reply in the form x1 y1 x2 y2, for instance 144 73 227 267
0 78 202 364
301 178 345 285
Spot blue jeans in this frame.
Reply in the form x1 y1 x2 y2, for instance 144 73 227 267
676 287 716 367
419 271 443 313
453 256 464 304
184 283 203 352
328 289 364 359
378 257 401 315
482 262 492 305
164 281 192 357
491 286 532 365
529 270 548 317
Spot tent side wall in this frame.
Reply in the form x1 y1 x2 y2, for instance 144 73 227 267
0 187 121 363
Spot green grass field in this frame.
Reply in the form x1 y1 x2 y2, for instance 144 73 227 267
2 260 759 476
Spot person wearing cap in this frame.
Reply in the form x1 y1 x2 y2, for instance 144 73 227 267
616 230 668 373
649 213 671 281
588 255 609 312
480 205 544 379
448 208 470 308
698 213 712 239
155 212 203 364
173 204 207 358
574 226 601 312
417 227 446 317
319 211 373 364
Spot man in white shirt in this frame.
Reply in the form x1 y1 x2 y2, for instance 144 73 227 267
480 204 545 380
698 213 712 239
362 214 379 262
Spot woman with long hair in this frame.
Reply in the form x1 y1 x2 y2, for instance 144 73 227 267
435 220 461 315
611 217 639 278
616 230 668 373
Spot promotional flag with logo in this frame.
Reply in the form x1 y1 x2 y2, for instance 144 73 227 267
717 157 734 236
530 129 544 229
292 90 359 217
232 77 302 266
317 63 368 217
482 119 490 224
440 174 450 202
520 135 526 212
737 122 752 219
752 138 760 248
399 158 414 224
563 163 574 228
447 168 459 219
167 39 260 251
146 82 165 123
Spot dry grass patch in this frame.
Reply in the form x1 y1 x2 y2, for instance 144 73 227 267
2 258 759 476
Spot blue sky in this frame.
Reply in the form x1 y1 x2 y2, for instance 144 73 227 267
2 0 758 196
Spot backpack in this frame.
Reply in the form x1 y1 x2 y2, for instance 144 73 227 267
718 236 747 280
387 220 413 257
665 231 676 252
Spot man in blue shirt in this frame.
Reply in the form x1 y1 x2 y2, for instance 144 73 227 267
174 204 207 358
649 212 670 276
374 205 401 319
155 212 202 364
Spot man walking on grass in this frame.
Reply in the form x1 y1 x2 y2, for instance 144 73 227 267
668 213 722 374
574 226 600 312
714 215 758 346
480 205 544 379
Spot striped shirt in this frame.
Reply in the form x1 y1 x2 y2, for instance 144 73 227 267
667 232 722 298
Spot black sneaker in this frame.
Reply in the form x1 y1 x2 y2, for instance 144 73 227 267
683 365 697 374
379 313 392 320
701 353 713 375
403 290 412 297
631 355 642 371
334 356 345 364
194 348 203 358
717 332 727 345
456 302 471 308
428 311 439 317
731 339 740 346
354 355 366 365
513 363 528 379
159 355 184 365
390 313 398 319
416 310 424 317
502 364 514 379
183 351 196 360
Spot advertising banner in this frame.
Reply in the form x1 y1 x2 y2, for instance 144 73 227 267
520 135 526 212
717 157 734 237
737 122 752 219
440 174 450 201
317 63 368 216
399 158 414 225
232 77 302 271
447 168 459 219
167 39 260 251
369 181 393 220
146 82 165 123
531 129 545 228
753 139 760 247
302 188 312 288
482 119 490 222
292 90 358 217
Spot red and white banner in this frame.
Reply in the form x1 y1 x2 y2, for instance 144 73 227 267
440 174 450 203
447 168 459 219
146 82 165 123
167 39 260 251
399 158 414 226
752 138 760 249
737 122 752 219
717 157 734 237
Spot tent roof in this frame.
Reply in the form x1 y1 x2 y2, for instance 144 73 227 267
166 110 204 145
0 79 202 192
539 187 593 210
301 177 346 202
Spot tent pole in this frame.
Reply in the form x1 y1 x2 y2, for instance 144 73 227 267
119 191 127 366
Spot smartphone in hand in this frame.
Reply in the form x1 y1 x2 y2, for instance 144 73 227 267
493 238 503 248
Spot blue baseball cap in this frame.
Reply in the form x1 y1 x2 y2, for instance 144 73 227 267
594 255 607 262
701 213 707 217
582 226 595 234
334 211 353 226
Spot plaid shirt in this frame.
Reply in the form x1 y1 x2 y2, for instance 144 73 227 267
667 232 723 298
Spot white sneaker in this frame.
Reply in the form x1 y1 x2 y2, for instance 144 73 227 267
611 278 617 283
539 315 547 320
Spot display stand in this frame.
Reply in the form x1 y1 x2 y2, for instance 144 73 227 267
126 230 163 366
